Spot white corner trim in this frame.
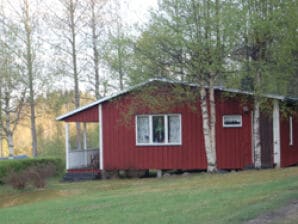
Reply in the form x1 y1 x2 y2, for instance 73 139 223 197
273 100 281 167
289 116 293 146
251 111 255 165
99 104 104 170
65 123 70 170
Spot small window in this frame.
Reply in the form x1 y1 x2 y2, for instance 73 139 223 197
223 115 242 128
136 114 182 146
289 116 293 146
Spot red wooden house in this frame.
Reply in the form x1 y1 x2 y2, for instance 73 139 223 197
57 79 298 178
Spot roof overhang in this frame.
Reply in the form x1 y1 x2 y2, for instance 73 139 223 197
56 78 297 121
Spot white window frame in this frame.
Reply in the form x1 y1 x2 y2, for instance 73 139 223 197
223 115 242 128
289 116 293 146
136 114 182 146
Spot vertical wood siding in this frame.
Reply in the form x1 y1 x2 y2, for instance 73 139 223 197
64 105 99 122
280 113 298 167
260 112 274 168
102 95 207 170
215 93 253 169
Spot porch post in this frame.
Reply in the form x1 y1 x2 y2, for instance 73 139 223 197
273 100 281 168
99 104 104 170
65 123 70 170
83 122 88 166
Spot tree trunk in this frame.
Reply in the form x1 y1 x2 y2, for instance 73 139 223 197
4 91 14 157
253 100 261 168
253 69 262 168
7 132 14 158
200 87 216 172
209 81 217 169
116 15 124 90
0 130 2 158
0 85 2 158
24 0 38 157
69 0 81 150
91 0 101 100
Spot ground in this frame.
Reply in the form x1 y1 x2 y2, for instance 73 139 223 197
1 167 298 224
246 200 298 224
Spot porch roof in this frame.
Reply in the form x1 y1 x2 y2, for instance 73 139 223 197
56 78 297 122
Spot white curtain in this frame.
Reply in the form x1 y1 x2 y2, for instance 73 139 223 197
168 115 180 143
137 116 149 143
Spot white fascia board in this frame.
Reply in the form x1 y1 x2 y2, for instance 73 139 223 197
56 79 158 121
56 78 296 122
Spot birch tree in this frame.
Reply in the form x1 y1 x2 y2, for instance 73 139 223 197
0 0 44 157
234 0 298 168
129 0 240 171
86 0 108 99
103 0 134 91
49 0 88 150
0 15 26 157
23 0 38 157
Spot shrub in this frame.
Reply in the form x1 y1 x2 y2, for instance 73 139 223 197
3 170 28 190
26 167 46 189
3 163 61 189
0 158 65 185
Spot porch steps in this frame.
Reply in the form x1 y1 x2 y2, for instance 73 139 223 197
63 170 101 181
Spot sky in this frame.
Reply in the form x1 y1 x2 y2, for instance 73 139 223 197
122 0 158 25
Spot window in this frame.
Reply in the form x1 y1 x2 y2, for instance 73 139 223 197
136 114 182 145
289 116 293 146
223 115 242 128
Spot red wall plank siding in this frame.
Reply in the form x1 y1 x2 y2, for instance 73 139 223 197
102 95 207 170
64 105 99 122
280 114 298 167
216 93 253 169
260 112 274 168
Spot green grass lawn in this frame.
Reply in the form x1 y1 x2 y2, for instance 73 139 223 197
1 167 298 224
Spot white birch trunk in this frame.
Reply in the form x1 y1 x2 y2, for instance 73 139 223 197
5 107 14 157
209 82 217 168
200 87 216 172
253 100 261 168
7 133 14 158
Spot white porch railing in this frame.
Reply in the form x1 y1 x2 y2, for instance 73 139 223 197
68 148 99 170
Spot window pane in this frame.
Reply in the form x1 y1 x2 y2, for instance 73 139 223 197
168 115 181 143
137 116 150 143
153 116 165 143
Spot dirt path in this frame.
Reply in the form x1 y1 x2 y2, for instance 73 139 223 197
246 200 298 224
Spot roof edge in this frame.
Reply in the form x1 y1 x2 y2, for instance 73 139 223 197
57 78 296 121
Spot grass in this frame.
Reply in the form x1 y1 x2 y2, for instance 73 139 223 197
0 168 298 224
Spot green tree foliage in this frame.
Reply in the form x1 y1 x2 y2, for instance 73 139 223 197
230 0 298 97
129 0 242 85
126 0 244 171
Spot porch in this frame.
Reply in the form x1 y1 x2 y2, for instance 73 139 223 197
63 122 102 181
67 148 99 170
64 120 103 173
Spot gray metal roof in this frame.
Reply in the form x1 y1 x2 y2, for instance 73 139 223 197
56 78 297 121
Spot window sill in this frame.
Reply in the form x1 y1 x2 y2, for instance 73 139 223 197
136 143 182 147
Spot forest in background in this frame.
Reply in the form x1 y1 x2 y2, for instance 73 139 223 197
0 0 297 163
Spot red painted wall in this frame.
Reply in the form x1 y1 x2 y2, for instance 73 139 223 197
102 91 253 171
216 94 253 169
102 95 207 170
280 114 298 167
64 105 98 122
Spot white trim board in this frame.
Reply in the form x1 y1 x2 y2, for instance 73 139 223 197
99 104 104 170
273 100 281 167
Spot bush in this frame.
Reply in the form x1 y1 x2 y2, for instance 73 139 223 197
3 163 62 189
3 170 28 190
0 158 65 185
